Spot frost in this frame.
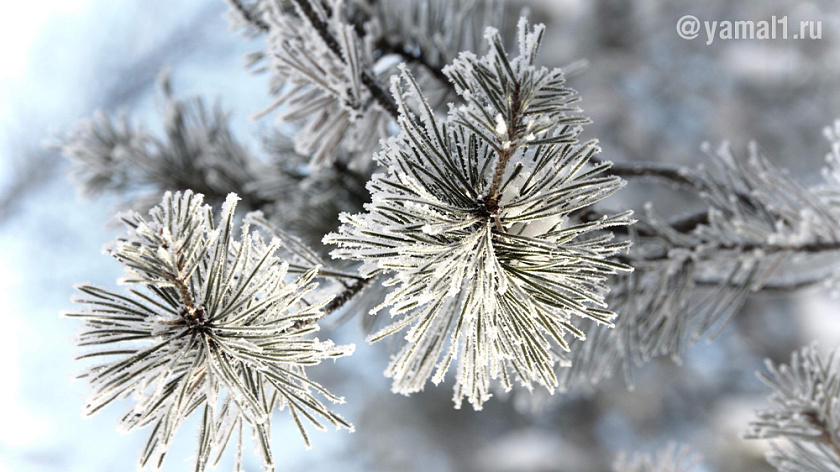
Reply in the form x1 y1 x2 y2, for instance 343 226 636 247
745 344 840 471
551 143 840 394
495 113 507 136
326 20 631 409
57 74 262 210
65 190 353 472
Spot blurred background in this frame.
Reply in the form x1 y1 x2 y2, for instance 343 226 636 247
1 0 839 471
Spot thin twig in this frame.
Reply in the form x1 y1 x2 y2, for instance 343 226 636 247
718 240 840 256
576 208 704 237
694 275 825 293
164 252 206 324
325 276 374 314
486 81 523 209
284 275 374 331
628 239 840 267
604 161 704 190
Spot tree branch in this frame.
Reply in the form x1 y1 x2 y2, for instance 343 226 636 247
603 160 704 190
486 82 523 209
325 276 374 314
694 275 826 293
717 240 840 256
290 0 399 119
164 249 206 325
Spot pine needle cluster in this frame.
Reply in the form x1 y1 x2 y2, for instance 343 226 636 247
326 19 633 409
66 191 353 471
745 345 840 472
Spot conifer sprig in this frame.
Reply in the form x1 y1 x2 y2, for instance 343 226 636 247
326 20 632 409
66 190 353 471
746 345 840 472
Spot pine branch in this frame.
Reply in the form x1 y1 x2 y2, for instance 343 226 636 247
245 0 505 167
65 191 354 471
324 276 375 314
366 0 502 98
290 0 399 119
326 19 632 409
554 134 840 395
605 161 704 190
485 80 523 208
629 241 840 264
576 208 707 236
694 274 826 293
745 344 840 472
58 74 270 212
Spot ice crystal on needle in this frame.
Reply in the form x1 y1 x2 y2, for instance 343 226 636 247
66 190 353 471
325 20 632 409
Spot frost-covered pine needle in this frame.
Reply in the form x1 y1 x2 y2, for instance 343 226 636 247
325 19 633 409
745 344 840 472
65 190 354 471
612 443 701 472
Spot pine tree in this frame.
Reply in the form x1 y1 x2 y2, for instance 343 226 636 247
57 0 840 470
